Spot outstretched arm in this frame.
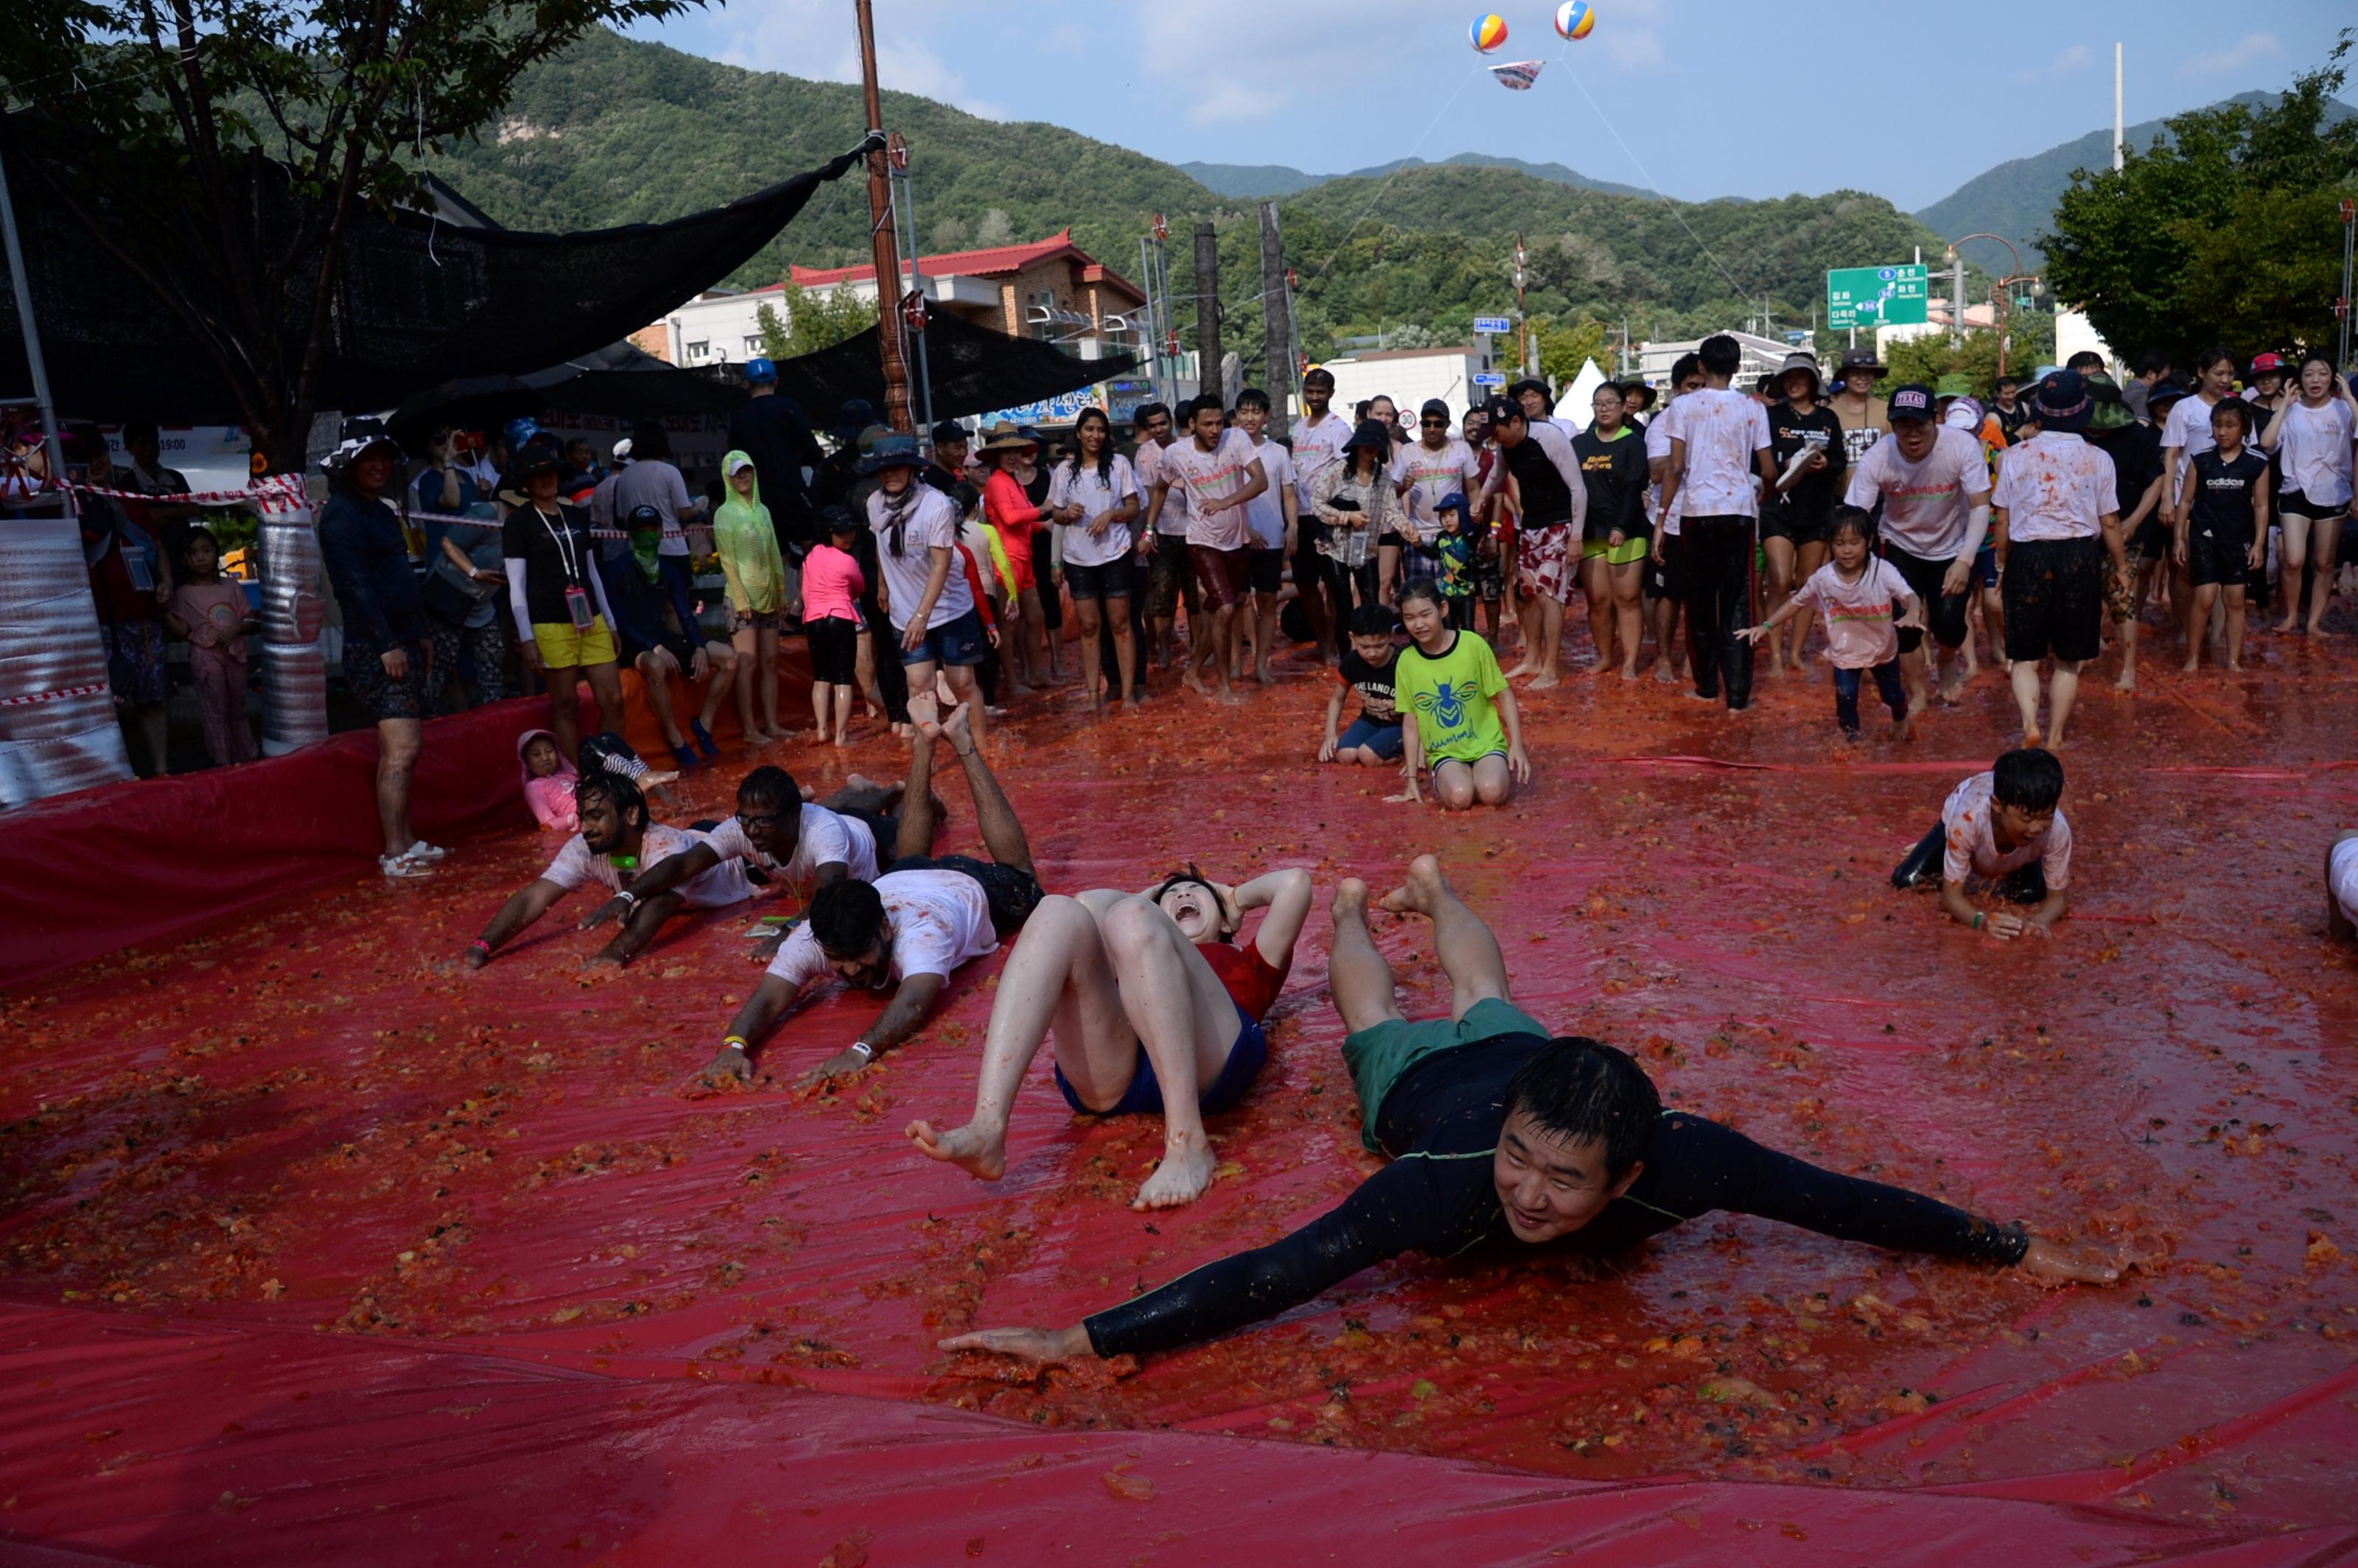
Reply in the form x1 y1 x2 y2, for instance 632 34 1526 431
791 970 947 1089
465 878 568 965
705 970 811 1081
587 841 722 915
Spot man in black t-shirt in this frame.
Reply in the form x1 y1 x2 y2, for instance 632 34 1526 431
728 359 826 559
942 856 2127 1368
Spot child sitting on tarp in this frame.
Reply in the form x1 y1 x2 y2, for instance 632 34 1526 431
1891 746 2072 940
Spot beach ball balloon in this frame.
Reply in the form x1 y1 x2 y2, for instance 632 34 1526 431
1469 13 1508 52
1556 1 1595 40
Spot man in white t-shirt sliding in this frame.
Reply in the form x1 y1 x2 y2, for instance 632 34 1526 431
461 773 755 970
1141 395 1269 705
706 696 1045 1091
1890 747 2073 939
1657 335 1776 713
1842 382 1994 716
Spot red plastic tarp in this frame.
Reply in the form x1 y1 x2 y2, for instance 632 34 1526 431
3 627 2356 1561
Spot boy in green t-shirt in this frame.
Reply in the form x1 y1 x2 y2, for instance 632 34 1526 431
1390 578 1531 810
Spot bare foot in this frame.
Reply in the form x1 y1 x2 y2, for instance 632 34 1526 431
1217 686 1245 706
1133 1133 1217 1211
1760 659 1785 681
1378 853 1449 917
1619 665 1640 681
2180 659 2199 673
1502 661 1536 680
1183 672 1213 698
1940 669 1968 704
2114 669 2137 693
937 700 974 751
907 690 940 732
906 1118 1007 1181
1332 876 1371 925
1889 716 1916 742
2023 727 2043 749
2225 659 2242 672
1256 666 1278 685
1122 696 1142 713
833 735 851 748
1527 671 1561 690
1652 661 1678 685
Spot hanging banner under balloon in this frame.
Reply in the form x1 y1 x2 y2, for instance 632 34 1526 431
1488 60 1545 90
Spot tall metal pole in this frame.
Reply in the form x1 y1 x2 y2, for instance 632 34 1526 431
889 143 936 446
853 0 910 432
1151 217 1175 407
0 144 67 514
1194 220 1223 409
2340 198 2356 377
1137 234 1161 409
1514 234 1529 378
1257 202 1292 435
2113 44 2124 172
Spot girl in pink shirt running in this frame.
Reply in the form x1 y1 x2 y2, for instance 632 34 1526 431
1743 506 1923 741
801 508 868 746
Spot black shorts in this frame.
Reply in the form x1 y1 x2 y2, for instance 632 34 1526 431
1648 535 1687 601
1377 531 1409 553
885 852 1043 938
1063 558 1130 603
1147 536 1199 617
342 635 427 722
806 615 858 685
1881 540 1969 654
2278 491 2348 522
1471 545 1505 601
2130 512 2171 561
2187 523 2254 588
1760 501 1831 547
2002 536 2105 663
1248 547 1285 595
1036 570 1064 630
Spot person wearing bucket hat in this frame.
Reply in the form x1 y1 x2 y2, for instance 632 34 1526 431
1760 351 1847 673
866 431 993 747
1142 395 1270 704
1830 346 1889 468
976 421 1055 692
503 440 628 771
2085 372 2172 690
2260 349 2357 635
1843 382 1992 713
1990 368 2131 748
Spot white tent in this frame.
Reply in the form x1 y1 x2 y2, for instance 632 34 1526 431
1562 357 1608 413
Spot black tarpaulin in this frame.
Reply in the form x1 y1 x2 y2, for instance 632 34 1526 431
0 124 864 427
384 343 739 444
775 308 1135 424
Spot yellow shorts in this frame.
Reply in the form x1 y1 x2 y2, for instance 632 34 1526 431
530 616 617 669
1581 535 1651 566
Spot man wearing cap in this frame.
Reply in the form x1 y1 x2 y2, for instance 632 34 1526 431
1830 348 1890 470
865 431 991 746
730 359 825 555
1478 393 1589 688
1761 351 1847 675
1394 397 1485 581
319 423 444 878
1990 369 2128 749
1842 382 1992 713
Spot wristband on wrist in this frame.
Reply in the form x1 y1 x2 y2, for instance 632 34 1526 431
469 938 491 955
1970 911 1986 930
849 1040 875 1065
722 1035 749 1053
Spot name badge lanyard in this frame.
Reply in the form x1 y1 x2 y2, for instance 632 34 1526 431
537 506 596 630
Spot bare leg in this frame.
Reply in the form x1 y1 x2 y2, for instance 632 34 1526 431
2010 657 2044 745
758 626 783 735
1581 554 1616 671
1761 536 1795 675
1108 597 1139 706
1472 752 1514 805
638 653 687 748
730 629 761 741
1532 596 1565 687
2046 659 2082 749
585 660 626 738
1074 598 1105 711
375 718 421 857
942 662 987 751
890 703 942 861
2223 584 2248 670
1102 895 1246 1209
1787 539 1827 668
1329 878 1404 1034
2277 517 2309 632
1378 854 1509 1022
699 643 737 730
1612 561 1645 678
1431 759 1476 811
544 665 582 761
2309 519 2343 632
906 895 1134 1181
921 699 1032 875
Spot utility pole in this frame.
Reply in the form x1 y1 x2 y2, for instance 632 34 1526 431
1948 247 1965 350
1195 220 1222 408
1258 203 1293 434
888 135 935 446
2340 198 2356 375
2113 44 2124 172
853 0 910 432
1514 234 1529 377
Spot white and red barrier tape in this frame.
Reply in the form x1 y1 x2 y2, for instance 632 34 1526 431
56 480 716 545
0 682 110 708
406 506 716 544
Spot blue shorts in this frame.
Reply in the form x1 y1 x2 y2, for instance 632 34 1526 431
1432 749 1506 782
1055 999 1269 1118
1338 714 1404 760
1973 545 1998 590
897 607 988 669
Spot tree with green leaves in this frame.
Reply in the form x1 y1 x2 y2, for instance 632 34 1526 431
1536 317 1611 387
756 282 878 363
2045 34 2358 364
1 0 711 471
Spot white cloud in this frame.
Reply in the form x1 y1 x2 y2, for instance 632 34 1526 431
2180 32 2281 78
713 0 1010 119
1135 1 1432 127
1595 0 1663 71
2012 41 2091 85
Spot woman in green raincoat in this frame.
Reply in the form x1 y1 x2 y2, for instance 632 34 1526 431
716 449 790 744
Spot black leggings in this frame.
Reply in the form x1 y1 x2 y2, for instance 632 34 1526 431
1680 517 1755 710
1892 822 2048 902
1324 556 1380 617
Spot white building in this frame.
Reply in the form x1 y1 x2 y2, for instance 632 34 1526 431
1634 330 1794 388
1312 346 1503 421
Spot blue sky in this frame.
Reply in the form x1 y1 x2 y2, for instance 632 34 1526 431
628 2 2352 212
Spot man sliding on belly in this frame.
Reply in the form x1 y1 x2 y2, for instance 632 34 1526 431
943 855 2127 1367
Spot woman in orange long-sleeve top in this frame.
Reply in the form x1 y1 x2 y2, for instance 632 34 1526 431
978 421 1054 690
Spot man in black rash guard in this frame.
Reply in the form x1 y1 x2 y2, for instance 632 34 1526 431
942 855 2125 1367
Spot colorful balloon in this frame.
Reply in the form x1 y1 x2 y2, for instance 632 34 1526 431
1555 1 1595 40
1469 13 1508 52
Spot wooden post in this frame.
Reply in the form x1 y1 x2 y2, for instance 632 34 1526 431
854 0 910 431
1258 202 1292 437
1194 220 1222 409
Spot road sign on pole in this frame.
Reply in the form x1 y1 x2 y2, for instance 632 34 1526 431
1473 315 1514 336
1472 371 1505 388
1826 265 1928 331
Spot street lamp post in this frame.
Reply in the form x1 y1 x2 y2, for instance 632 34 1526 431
1945 232 2032 371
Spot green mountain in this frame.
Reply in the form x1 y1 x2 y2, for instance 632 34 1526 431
1181 153 1651 201
426 28 1958 360
1915 91 2358 265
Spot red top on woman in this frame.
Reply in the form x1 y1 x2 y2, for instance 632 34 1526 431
982 469 1043 592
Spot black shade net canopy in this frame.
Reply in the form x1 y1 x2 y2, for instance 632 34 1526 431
774 308 1135 426
0 117 867 427
382 342 739 446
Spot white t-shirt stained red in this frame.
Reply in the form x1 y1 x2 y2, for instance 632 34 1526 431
698 805 879 893
1160 427 1263 551
1244 438 1296 550
1645 409 1682 534
1939 771 2072 890
542 823 754 909
1393 438 1484 545
763 868 998 989
1991 431 2116 545
1844 426 1990 559
1665 388 1771 519
867 484 973 630
1046 453 1141 570
1791 558 1912 669
1136 439 1191 536
1291 413 1354 509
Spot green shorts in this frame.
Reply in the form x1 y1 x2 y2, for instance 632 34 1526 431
1340 996 1550 1152
1581 535 1650 566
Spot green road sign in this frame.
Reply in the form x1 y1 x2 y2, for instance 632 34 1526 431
1827 265 1928 331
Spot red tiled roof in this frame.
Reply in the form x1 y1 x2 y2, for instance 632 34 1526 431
781 229 1144 303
